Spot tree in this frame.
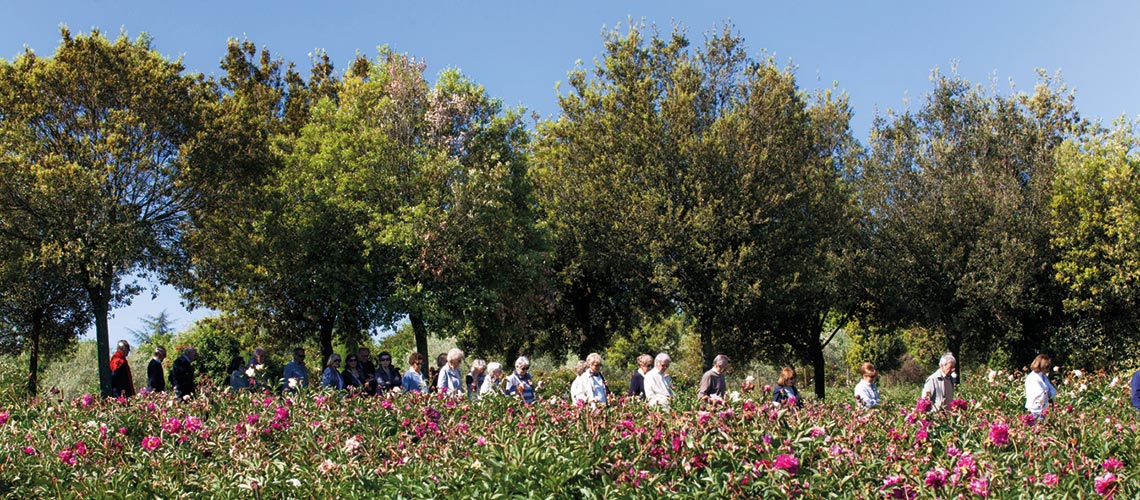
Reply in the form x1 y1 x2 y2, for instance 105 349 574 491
0 245 89 395
0 29 209 396
1050 122 1140 365
127 311 177 346
536 23 858 400
858 71 1082 370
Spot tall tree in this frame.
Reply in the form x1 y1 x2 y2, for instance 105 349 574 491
537 23 857 395
1050 123 1140 365
0 29 208 396
858 71 1081 369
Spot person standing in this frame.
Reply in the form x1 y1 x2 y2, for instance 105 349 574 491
1131 367 1140 413
698 355 729 402
282 347 309 392
854 362 881 408
146 346 166 393
920 353 957 410
1024 354 1057 420
228 355 250 391
375 351 402 393
644 353 674 409
772 367 802 408
321 353 345 390
342 354 365 391
402 352 427 393
356 347 377 395
479 362 506 396
628 354 652 398
466 359 487 401
109 340 135 398
437 348 465 397
571 353 608 405
505 356 542 403
170 347 198 400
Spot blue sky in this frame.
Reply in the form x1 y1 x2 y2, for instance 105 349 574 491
3 1 1138 346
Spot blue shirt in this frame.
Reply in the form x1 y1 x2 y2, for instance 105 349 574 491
402 369 425 393
282 360 309 391
1131 370 1140 411
505 371 536 403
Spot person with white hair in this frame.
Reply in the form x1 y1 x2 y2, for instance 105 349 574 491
479 362 506 396
921 352 957 410
505 356 543 403
466 359 487 400
570 353 608 405
698 354 730 402
644 352 674 409
437 348 465 396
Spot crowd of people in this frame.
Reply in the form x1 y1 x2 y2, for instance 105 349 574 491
108 339 1140 419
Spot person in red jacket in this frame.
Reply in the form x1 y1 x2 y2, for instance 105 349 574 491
109 340 135 398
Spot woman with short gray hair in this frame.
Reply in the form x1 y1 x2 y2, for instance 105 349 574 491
505 356 542 403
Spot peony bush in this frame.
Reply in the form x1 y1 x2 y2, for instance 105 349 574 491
0 370 1135 498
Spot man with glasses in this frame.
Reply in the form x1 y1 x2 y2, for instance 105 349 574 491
283 347 309 392
644 352 674 409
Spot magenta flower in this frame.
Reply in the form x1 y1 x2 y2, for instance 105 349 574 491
184 416 203 433
1095 473 1118 499
915 398 933 413
80 394 94 407
773 454 799 476
949 398 968 410
1042 473 1059 487
162 418 182 434
924 467 949 488
22 446 36 455
967 476 990 497
697 411 711 425
1101 458 1123 472
0 411 9 425
987 422 1010 446
58 449 76 466
141 435 162 451
476 436 486 446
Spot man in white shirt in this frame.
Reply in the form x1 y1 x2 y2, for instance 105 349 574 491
644 352 674 409
571 353 608 405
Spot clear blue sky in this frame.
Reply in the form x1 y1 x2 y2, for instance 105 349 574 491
3 1 1138 346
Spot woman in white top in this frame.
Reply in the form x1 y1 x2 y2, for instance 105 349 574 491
853 362 881 408
479 362 505 395
1024 354 1057 420
571 353 608 405
643 353 673 409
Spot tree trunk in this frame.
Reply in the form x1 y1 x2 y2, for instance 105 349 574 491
318 315 336 367
810 338 826 400
88 283 113 398
700 325 715 372
410 312 429 372
948 329 963 383
27 310 43 396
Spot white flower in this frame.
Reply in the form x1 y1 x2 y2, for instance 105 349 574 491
470 459 482 469
1053 366 1059 372
1072 370 1083 378
1079 383 1088 392
1110 377 1119 388
728 391 741 402
744 375 755 384
344 435 362 453
245 367 256 378
255 364 265 372
987 369 997 383
86 420 98 428
288 378 300 389
287 478 301 487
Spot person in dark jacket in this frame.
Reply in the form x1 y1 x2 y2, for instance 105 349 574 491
628 354 652 397
170 347 198 400
110 340 135 398
147 346 167 392
374 351 402 393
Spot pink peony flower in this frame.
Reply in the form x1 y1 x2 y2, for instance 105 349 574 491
184 416 203 433
80 394 94 407
1094 473 1118 499
1101 458 1123 472
1042 473 1059 487
949 398 968 410
915 398 933 413
773 454 799 476
162 417 182 434
22 446 36 455
987 422 1010 447
924 467 949 488
476 436 486 446
141 436 162 451
697 411 711 425
0 411 9 425
968 476 990 497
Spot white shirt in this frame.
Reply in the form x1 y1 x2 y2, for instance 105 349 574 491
1024 371 1056 415
570 370 607 405
643 367 673 408
854 379 880 408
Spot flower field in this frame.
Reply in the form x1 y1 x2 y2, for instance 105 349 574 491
0 370 1136 499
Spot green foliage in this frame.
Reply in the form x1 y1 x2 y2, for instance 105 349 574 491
173 317 245 384
0 28 211 396
604 313 692 374
844 320 906 375
858 70 1083 368
1049 123 1140 367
